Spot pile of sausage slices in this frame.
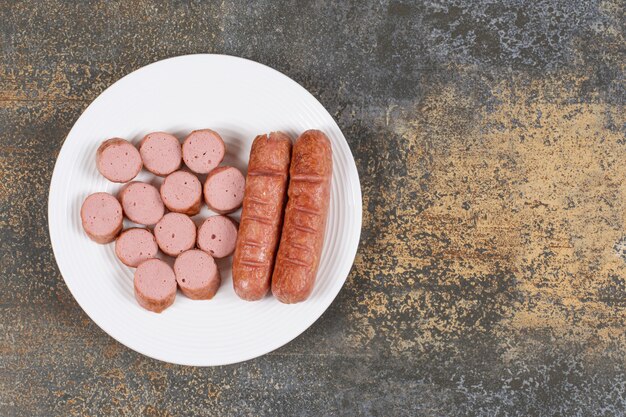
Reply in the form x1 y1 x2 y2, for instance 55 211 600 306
81 129 332 313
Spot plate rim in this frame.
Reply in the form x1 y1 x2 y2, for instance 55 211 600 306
48 53 362 366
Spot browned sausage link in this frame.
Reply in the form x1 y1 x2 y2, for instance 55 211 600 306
271 130 332 303
232 132 293 300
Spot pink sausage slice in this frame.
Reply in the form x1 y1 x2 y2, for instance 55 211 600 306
80 192 123 244
160 171 202 216
174 249 221 300
197 215 238 258
115 228 158 267
182 129 226 174
203 166 245 214
139 132 182 176
154 212 197 256
119 182 165 225
134 259 176 313
96 138 142 183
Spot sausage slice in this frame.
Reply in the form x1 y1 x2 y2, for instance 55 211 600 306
154 212 197 256
203 166 245 214
119 182 165 226
160 170 203 216
115 228 158 267
182 129 225 174
134 259 176 313
139 132 182 176
80 192 123 244
96 138 142 183
197 215 238 258
174 249 221 300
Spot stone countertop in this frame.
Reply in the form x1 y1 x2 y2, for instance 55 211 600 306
1 1 624 416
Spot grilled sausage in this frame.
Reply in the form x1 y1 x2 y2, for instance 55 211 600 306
232 132 292 301
271 130 332 304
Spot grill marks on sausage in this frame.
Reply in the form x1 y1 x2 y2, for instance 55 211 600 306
241 240 264 248
245 196 271 206
290 174 325 183
239 259 270 267
293 224 318 234
286 241 312 252
243 214 274 226
282 257 312 268
247 170 287 179
292 204 324 217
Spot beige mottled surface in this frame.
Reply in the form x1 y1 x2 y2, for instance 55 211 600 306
1 1 625 416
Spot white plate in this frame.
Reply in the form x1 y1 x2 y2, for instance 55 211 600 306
48 54 362 366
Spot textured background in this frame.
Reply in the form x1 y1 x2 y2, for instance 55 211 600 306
1 1 625 416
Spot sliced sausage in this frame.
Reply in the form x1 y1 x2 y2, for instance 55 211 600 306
271 130 332 304
174 249 221 300
139 132 182 176
232 132 292 301
154 212 197 256
134 259 176 313
182 129 225 174
115 228 158 267
203 166 245 214
96 138 142 183
119 182 165 226
197 215 238 258
80 192 123 244
160 170 202 216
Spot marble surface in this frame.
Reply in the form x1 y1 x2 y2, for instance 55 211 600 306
1 1 624 416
